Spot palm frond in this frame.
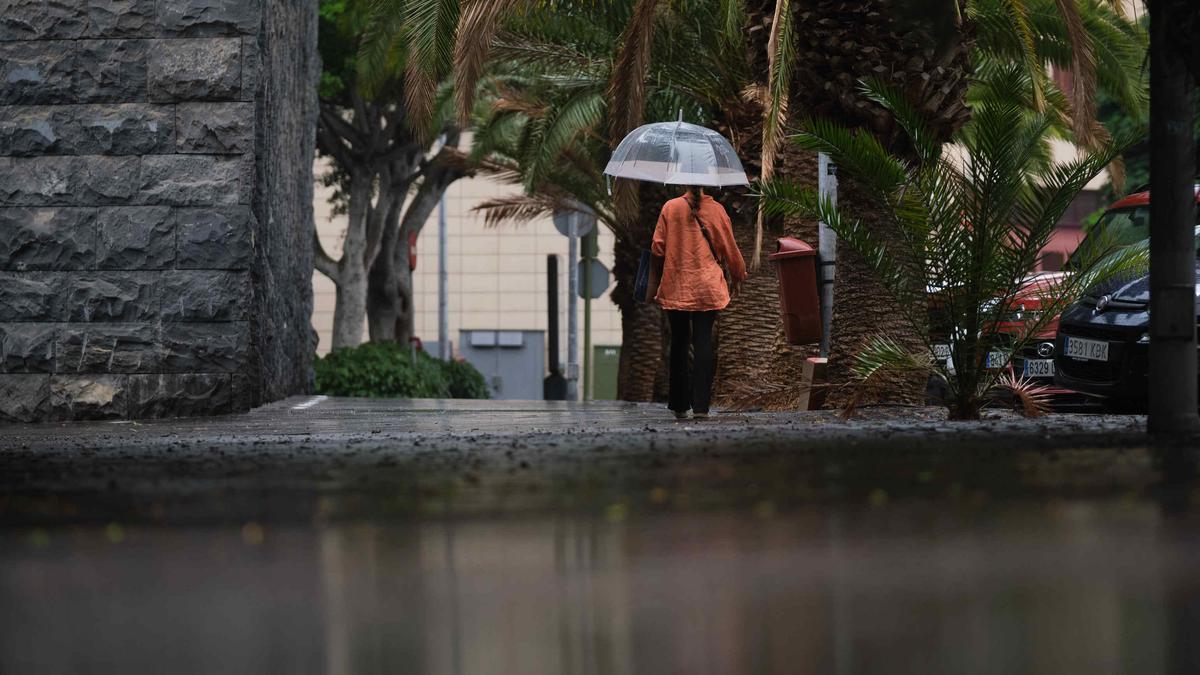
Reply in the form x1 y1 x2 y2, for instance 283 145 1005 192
754 0 795 269
1052 0 1098 145
529 89 607 186
791 117 909 205
859 78 941 166
607 0 661 225
1000 0 1046 110
355 0 409 98
473 193 563 227
718 0 746 45
842 336 932 420
403 0 460 135
990 372 1053 417
453 0 527 128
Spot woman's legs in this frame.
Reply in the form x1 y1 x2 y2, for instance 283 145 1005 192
691 311 717 414
667 310 692 412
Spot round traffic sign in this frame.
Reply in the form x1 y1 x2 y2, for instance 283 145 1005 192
553 203 596 238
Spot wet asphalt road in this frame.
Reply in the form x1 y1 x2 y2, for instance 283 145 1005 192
1 397 1198 674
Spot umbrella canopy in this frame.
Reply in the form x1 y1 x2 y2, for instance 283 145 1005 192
604 117 749 187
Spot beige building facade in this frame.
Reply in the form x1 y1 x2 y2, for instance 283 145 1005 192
312 161 623 373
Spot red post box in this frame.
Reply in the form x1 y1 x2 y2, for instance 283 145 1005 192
768 237 821 345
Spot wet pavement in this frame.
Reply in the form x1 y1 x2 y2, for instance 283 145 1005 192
1 397 1197 674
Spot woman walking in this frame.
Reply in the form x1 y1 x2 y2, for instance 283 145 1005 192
651 187 747 420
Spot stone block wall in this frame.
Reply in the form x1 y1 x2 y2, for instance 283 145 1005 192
0 0 318 422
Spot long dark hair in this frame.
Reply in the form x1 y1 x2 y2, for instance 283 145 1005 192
683 185 704 222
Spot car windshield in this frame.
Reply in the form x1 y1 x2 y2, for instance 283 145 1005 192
1067 205 1200 269
1098 206 1151 246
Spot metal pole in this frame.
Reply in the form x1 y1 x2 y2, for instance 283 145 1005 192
582 230 597 401
544 255 566 400
1148 0 1199 435
438 192 449 361
818 152 838 358
567 215 580 400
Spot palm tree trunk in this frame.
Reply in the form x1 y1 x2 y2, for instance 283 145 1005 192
705 0 970 409
793 0 971 407
613 232 663 401
711 144 823 410
823 178 929 407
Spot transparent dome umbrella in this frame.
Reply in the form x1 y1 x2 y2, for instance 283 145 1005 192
603 112 749 187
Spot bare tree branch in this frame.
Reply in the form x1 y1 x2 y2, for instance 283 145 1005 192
316 122 354 169
351 89 370 138
313 230 341 282
404 145 473 238
319 104 364 149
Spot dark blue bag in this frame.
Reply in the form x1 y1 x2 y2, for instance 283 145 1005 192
634 250 652 302
633 249 662 303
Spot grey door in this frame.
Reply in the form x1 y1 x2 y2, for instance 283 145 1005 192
457 330 545 400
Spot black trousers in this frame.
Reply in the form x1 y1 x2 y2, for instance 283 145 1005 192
667 310 717 413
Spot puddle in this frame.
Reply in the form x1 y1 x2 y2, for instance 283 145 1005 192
2 501 1197 674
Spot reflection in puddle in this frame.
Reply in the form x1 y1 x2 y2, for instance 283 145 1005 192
2 503 1198 674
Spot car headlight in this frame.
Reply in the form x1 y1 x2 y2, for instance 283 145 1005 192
1138 333 1150 344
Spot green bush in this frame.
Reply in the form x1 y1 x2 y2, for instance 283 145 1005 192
442 357 491 399
314 341 489 399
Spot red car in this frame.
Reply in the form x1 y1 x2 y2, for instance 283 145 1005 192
994 272 1064 383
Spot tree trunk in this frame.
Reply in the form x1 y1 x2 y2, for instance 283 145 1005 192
790 0 972 407
366 160 459 345
367 222 415 345
612 232 663 401
710 142 822 410
824 179 928 407
367 214 403 342
331 271 367 350
693 0 970 411
330 175 371 350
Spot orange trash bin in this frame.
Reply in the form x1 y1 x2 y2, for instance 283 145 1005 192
768 237 821 345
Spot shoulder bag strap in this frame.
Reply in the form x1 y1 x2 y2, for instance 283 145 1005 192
692 211 724 266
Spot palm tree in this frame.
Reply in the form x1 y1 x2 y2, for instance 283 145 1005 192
452 0 1145 406
751 0 1145 408
759 79 1148 419
462 0 750 400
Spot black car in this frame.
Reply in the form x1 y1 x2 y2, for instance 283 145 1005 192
1053 263 1199 411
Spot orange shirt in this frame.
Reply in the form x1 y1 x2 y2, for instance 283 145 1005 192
651 194 747 311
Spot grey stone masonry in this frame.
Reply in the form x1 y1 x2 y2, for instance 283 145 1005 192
0 0 276 422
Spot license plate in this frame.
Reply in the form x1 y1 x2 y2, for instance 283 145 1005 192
986 351 1010 369
1064 336 1109 362
1023 359 1055 377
